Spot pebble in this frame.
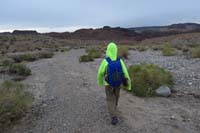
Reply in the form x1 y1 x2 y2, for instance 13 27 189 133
49 96 56 101
188 82 193 85
183 118 191 122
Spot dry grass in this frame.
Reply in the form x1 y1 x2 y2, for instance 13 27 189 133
191 47 200 58
118 46 129 59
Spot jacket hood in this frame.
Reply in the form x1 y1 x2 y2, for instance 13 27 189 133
106 42 118 61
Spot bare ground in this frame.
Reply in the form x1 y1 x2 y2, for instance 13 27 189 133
6 49 200 133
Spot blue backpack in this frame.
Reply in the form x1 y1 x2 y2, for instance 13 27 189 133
105 57 124 87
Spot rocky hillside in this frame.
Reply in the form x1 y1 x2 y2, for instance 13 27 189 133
46 26 141 40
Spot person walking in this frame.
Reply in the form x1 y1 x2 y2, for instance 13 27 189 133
97 42 131 125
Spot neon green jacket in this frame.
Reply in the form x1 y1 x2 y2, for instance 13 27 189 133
97 42 131 90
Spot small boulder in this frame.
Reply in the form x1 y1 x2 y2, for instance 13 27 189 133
156 86 171 97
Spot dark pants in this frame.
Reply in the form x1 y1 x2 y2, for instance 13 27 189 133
105 86 120 117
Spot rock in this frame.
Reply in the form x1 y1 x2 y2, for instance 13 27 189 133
156 86 171 97
183 118 191 122
12 75 26 81
49 96 56 101
170 115 176 120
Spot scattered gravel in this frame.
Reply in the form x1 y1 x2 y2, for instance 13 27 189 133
4 49 200 133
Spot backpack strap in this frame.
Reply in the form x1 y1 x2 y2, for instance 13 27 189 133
106 57 112 63
116 57 120 62
106 57 120 63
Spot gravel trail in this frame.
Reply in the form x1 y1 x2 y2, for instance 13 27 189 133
8 49 200 133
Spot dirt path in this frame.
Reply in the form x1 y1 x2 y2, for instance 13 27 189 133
9 49 200 133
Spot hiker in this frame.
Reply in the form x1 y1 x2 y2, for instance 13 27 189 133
97 42 131 125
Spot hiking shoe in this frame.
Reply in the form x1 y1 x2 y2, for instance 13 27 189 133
111 116 118 125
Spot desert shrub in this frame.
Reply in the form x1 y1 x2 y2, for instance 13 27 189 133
162 45 176 56
0 58 14 66
79 55 94 62
60 48 70 52
1 50 6 55
191 47 200 58
10 54 35 63
137 46 147 52
118 46 129 59
8 64 31 76
152 47 159 51
182 46 189 53
0 80 33 128
152 45 162 51
86 47 103 58
19 53 37 62
10 51 54 63
38 51 54 59
188 44 200 48
128 64 173 97
88 51 102 58
173 44 183 50
35 47 42 51
128 46 137 50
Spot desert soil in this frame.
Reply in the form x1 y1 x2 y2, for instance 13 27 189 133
5 49 200 133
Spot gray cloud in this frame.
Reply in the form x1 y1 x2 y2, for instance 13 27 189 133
0 0 200 32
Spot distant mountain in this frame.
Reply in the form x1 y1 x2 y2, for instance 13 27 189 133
46 23 200 40
128 23 200 38
47 26 141 40
129 23 200 32
1 23 200 41
13 30 38 35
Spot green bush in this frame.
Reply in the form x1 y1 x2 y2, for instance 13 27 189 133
128 64 173 97
162 45 176 56
118 46 129 59
79 55 94 62
9 64 31 76
80 47 103 62
0 80 33 128
88 51 102 58
191 47 200 58
19 53 37 62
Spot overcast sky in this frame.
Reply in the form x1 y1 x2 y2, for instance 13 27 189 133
0 0 200 32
